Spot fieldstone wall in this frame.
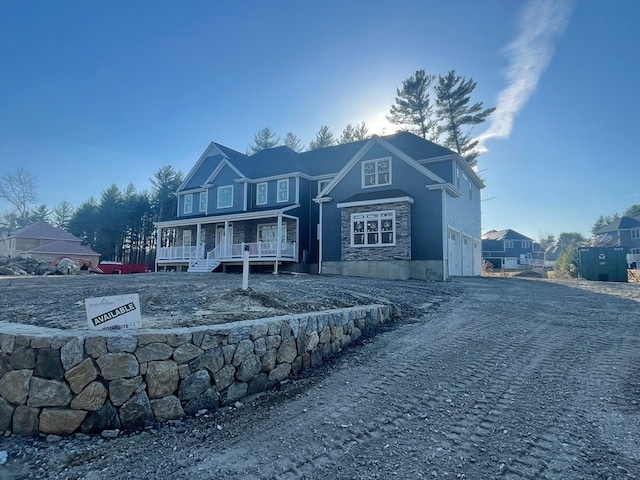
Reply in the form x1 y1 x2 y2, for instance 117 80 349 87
0 304 394 436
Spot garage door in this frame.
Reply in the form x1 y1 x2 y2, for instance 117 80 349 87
448 230 462 276
462 235 473 276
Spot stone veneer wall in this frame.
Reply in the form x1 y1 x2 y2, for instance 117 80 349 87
0 305 393 436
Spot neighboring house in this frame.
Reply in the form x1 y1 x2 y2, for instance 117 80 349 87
593 215 640 268
482 229 537 269
0 221 101 266
155 131 484 280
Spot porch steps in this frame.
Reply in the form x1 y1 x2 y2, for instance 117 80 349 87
187 261 221 273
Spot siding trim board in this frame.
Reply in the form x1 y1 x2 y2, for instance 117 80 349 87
337 196 414 209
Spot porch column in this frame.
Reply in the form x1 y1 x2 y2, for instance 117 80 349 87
196 223 202 258
275 214 282 274
224 220 230 257
155 226 162 272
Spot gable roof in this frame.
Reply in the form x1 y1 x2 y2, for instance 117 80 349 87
482 229 534 241
27 240 100 256
178 132 464 191
595 215 640 234
9 222 80 242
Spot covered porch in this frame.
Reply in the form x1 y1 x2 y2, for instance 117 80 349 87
155 209 299 273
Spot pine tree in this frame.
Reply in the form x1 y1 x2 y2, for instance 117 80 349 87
387 69 438 141
435 70 496 166
284 132 304 152
52 201 74 230
308 126 336 150
249 127 280 154
339 122 370 144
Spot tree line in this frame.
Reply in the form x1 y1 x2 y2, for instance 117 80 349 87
249 69 495 167
0 166 183 266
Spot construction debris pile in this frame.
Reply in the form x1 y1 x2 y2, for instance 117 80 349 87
0 256 102 276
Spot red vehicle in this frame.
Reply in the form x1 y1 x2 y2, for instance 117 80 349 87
99 262 149 274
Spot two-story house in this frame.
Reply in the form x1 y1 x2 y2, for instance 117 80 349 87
482 229 536 269
155 131 484 280
593 214 640 268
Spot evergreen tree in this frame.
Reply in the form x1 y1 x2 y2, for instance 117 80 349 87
624 204 640 217
339 122 370 144
51 201 74 230
68 198 99 247
249 127 280 154
352 122 370 141
387 69 438 141
435 70 496 167
150 166 183 221
26 204 50 224
308 125 336 150
284 132 304 152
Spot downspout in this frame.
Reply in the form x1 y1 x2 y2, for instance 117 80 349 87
442 188 448 281
318 202 323 274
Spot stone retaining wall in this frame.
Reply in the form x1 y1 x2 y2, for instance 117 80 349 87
0 305 394 436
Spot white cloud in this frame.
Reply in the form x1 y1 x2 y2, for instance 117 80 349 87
476 0 574 151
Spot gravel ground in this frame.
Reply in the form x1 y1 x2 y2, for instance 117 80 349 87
1 274 639 479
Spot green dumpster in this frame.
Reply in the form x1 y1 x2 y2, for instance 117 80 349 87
578 247 628 282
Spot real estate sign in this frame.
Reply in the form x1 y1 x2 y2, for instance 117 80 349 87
85 294 141 330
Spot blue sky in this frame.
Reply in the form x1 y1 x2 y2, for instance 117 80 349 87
1 0 638 240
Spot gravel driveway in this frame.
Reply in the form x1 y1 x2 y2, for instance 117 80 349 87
1 276 639 479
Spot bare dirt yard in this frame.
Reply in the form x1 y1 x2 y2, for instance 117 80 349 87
1 273 639 479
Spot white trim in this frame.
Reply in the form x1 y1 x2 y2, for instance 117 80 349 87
204 158 245 186
337 196 414 209
426 183 461 198
277 179 289 203
217 185 234 209
177 142 223 192
361 157 392 188
256 182 268 205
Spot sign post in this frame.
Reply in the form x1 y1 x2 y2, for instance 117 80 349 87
242 245 250 290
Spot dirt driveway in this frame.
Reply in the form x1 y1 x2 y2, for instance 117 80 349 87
1 276 639 479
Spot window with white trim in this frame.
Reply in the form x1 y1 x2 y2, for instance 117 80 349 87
199 191 207 212
184 194 193 214
632 229 640 240
217 185 233 208
521 240 531 249
362 158 391 187
318 179 331 194
258 223 287 243
505 240 514 249
351 211 395 246
277 179 289 203
257 182 268 205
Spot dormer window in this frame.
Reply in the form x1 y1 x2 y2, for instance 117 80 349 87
362 158 391 188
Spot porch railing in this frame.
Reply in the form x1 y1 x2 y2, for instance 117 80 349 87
208 241 296 261
157 242 296 262
157 245 204 262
